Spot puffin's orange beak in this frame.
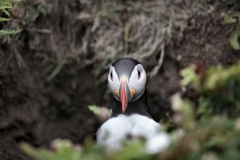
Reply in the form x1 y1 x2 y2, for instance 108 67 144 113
120 78 129 113
116 77 136 113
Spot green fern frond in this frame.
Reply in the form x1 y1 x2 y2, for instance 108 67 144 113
0 29 22 38
0 0 13 18
0 0 20 13
0 6 12 10
1 9 11 16
0 17 10 22
0 0 14 9
0 0 19 4
0 0 22 38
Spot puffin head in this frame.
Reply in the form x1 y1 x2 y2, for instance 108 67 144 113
108 58 147 113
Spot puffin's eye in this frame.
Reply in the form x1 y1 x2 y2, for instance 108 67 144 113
110 72 113 80
138 70 141 79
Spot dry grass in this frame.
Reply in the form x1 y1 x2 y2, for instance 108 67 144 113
75 0 215 78
1 0 217 79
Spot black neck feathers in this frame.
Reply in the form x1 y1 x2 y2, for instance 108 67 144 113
111 90 153 119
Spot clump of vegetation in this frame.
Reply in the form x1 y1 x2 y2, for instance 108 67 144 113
0 0 22 38
165 63 240 160
222 12 240 50
181 63 240 118
22 138 149 160
22 62 240 160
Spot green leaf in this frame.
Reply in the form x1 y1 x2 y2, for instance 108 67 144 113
180 65 199 87
223 14 237 24
22 139 82 160
88 105 102 115
113 141 145 160
229 25 240 50
21 143 52 160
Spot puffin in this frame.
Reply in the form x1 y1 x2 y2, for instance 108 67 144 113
97 58 171 154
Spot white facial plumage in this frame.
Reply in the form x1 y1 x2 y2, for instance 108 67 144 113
108 64 147 102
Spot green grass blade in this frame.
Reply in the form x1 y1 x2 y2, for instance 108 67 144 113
47 62 65 81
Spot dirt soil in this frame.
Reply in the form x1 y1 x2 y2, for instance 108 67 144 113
0 0 240 160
